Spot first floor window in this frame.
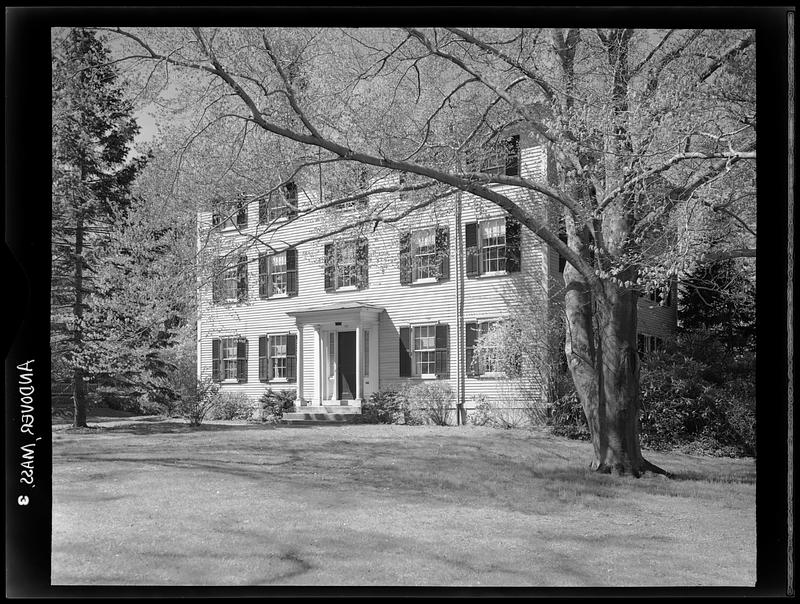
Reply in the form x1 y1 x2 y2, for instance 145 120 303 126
324 238 368 291
399 324 450 378
259 333 297 382
212 337 248 383
363 329 370 378
465 216 521 277
465 321 501 376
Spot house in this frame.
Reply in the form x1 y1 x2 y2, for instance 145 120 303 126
196 134 676 420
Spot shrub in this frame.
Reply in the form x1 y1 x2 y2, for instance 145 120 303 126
180 377 222 426
360 389 410 424
260 388 296 423
209 391 254 421
546 390 591 440
407 382 454 426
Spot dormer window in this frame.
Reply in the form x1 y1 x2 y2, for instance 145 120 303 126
466 135 520 176
259 181 298 224
212 197 248 230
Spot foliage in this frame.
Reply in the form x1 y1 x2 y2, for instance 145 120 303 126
180 378 223 426
209 392 255 421
406 382 454 426
360 389 411 424
259 389 297 423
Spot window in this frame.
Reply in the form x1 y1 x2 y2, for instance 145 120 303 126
324 238 368 291
465 321 501 377
363 329 370 378
212 256 248 303
212 198 247 230
399 227 450 284
258 333 297 382
465 216 521 277
399 324 450 378
259 249 298 298
211 337 247 383
259 182 298 224
637 334 665 355
466 135 520 176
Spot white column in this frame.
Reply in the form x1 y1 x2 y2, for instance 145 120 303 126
296 325 304 403
355 324 363 402
314 327 323 406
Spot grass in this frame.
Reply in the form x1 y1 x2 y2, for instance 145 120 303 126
51 412 755 587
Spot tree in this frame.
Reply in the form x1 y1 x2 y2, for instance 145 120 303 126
107 27 756 475
52 28 146 426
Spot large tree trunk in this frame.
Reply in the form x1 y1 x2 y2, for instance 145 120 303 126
563 264 669 477
72 214 88 428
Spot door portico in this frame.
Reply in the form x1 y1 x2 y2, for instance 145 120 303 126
287 302 382 407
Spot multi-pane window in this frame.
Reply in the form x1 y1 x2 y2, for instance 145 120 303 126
221 265 238 301
260 182 298 223
212 256 248 304
399 227 450 285
324 239 368 291
270 253 288 295
258 333 297 382
363 329 370 378
466 135 520 176
399 324 450 378
211 337 247 383
637 334 665 355
466 321 501 376
212 198 247 230
411 228 437 281
259 250 298 298
465 217 521 277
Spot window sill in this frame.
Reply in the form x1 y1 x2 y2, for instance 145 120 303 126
260 293 290 300
259 216 291 225
221 379 240 384
478 270 508 278
219 225 243 234
333 285 358 292
214 299 246 306
410 277 440 285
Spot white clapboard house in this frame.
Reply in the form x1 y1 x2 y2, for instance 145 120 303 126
197 132 676 418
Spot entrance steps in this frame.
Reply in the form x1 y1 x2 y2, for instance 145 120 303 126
281 405 362 425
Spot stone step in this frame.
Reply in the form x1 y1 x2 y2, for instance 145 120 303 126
292 405 362 415
282 412 360 422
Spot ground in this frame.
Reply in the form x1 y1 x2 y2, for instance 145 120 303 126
51 410 756 587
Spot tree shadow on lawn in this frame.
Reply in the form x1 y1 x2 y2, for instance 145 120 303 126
100 421 277 435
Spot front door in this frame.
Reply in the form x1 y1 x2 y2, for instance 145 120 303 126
337 331 356 400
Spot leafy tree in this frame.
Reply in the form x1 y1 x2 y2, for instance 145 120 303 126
51 28 145 426
107 27 756 475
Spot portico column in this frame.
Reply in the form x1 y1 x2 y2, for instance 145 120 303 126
314 326 323 405
355 324 363 402
296 325 304 403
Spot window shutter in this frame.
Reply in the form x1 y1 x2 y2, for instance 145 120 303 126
465 322 478 376
259 254 269 298
399 232 412 285
465 222 480 277
505 216 521 273
211 339 221 382
435 324 450 378
324 244 335 292
399 327 412 377
237 255 248 301
236 338 248 383
212 258 222 303
259 196 267 224
285 182 298 218
258 336 268 382
356 238 369 290
504 135 520 176
435 226 450 281
266 335 273 381
286 248 298 297
237 202 247 228
287 333 297 383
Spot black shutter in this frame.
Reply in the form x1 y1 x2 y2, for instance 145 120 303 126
399 327 412 377
285 182 298 218
258 254 268 298
324 244 335 292
356 238 369 290
236 201 247 228
212 339 221 382
236 338 248 383
435 324 450 378
212 258 222 303
286 248 298 297
435 226 450 281
504 135 520 176
259 336 268 382
399 231 412 285
465 222 480 277
505 216 521 273
237 255 248 301
287 333 297 383
259 196 267 224
465 323 478 376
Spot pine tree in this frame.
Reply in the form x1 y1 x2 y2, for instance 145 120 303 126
52 28 145 427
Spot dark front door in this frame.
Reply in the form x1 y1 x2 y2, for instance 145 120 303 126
337 331 357 400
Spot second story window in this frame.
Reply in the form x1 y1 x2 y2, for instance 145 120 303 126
259 182 298 224
259 249 298 298
212 255 248 304
465 216 521 277
399 226 450 284
212 197 248 231
324 238 368 292
466 135 520 176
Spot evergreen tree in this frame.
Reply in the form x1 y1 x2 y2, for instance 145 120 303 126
52 28 145 427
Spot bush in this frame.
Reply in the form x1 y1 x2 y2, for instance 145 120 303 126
407 382 454 426
547 390 591 440
260 388 296 423
180 378 222 426
209 391 254 421
360 389 410 424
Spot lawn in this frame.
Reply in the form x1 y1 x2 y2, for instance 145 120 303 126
51 413 756 587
